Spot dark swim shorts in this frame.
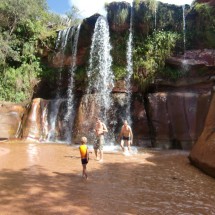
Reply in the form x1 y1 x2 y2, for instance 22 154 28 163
122 136 131 141
81 158 88 165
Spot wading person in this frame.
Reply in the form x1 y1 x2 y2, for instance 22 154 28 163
119 120 133 152
79 136 89 179
94 117 108 162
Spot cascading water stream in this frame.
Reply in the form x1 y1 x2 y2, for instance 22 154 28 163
154 2 157 31
125 4 133 125
182 4 186 55
47 99 62 141
56 27 71 99
86 16 114 141
154 1 158 56
46 27 72 142
64 24 81 143
182 5 189 71
55 30 63 50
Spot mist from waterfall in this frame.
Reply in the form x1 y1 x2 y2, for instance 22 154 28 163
86 16 114 139
125 5 133 125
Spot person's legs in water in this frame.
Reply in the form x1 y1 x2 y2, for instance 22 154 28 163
127 139 131 152
120 139 125 152
94 148 99 160
99 135 104 161
94 139 99 160
99 149 103 162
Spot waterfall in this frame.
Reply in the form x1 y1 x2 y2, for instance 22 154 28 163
154 2 157 31
125 5 133 125
182 5 186 54
55 31 63 50
47 99 62 142
44 27 73 142
64 24 81 142
40 101 49 141
182 4 189 72
56 27 72 99
65 25 81 121
46 28 71 142
86 16 114 139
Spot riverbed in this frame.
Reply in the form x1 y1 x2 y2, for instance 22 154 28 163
0 141 215 215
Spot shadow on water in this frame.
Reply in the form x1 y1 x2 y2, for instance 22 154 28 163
0 146 215 215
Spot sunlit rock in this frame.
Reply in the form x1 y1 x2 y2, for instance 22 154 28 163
189 91 215 178
0 102 26 140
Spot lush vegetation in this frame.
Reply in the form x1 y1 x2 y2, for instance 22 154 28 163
106 2 130 28
1 0 213 102
133 31 180 90
186 2 215 49
106 0 181 90
0 0 80 102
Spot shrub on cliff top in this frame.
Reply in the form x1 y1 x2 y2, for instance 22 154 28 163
133 31 180 91
186 2 215 49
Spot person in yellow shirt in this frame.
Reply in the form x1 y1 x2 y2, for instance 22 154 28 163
79 136 89 179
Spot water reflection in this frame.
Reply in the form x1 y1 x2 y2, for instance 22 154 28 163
27 143 39 164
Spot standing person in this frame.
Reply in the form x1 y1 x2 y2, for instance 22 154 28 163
94 117 108 162
79 136 89 179
119 120 133 152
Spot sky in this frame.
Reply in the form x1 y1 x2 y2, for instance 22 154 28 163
47 0 194 17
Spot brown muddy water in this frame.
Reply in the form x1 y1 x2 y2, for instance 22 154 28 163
0 141 215 215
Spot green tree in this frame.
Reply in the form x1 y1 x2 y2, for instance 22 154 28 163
66 5 82 26
0 0 82 102
0 0 48 35
0 0 55 102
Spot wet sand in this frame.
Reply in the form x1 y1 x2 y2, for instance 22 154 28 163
0 141 215 215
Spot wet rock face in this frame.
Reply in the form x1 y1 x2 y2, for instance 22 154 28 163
165 50 215 81
20 94 150 146
22 98 73 142
0 103 26 140
21 88 212 150
22 98 44 140
17 49 215 148
185 50 215 66
148 91 211 150
50 13 100 69
189 91 215 178
73 94 101 142
73 93 150 145
131 95 150 147
167 50 215 68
